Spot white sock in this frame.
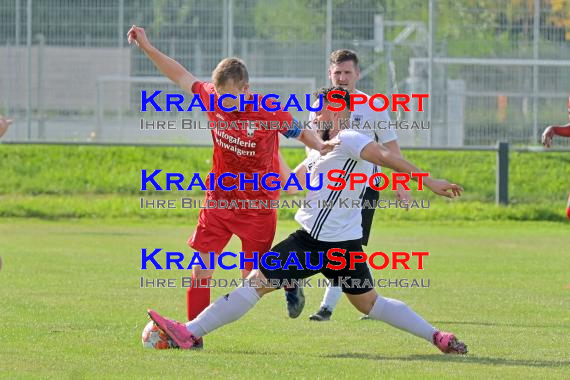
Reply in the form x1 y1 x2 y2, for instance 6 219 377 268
185 286 260 337
368 296 437 342
320 285 343 310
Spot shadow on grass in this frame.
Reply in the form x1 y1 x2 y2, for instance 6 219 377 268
434 320 570 329
325 353 570 368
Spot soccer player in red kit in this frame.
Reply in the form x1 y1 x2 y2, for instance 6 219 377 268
128 25 332 338
541 95 570 218
0 115 13 139
146 88 467 354
542 96 570 147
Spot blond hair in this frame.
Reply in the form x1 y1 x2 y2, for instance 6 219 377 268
212 57 249 88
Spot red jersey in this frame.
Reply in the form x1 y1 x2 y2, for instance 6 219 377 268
552 95 570 137
192 81 297 210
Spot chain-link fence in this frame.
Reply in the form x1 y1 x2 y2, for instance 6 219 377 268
0 0 569 147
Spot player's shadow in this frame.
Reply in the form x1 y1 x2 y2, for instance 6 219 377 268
434 320 568 329
325 353 570 368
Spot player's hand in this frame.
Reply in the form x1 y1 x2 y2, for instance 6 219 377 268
395 187 412 211
542 125 555 148
0 116 14 139
424 178 463 198
319 138 339 156
127 25 151 50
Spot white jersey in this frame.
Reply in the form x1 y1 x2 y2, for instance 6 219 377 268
309 89 398 184
295 130 374 242
351 89 397 144
352 90 397 183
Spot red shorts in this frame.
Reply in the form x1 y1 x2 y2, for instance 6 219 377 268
188 207 277 269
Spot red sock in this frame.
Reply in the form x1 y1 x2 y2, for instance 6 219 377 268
186 276 211 321
566 207 570 219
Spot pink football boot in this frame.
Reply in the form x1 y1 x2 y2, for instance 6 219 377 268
148 309 200 350
433 331 468 355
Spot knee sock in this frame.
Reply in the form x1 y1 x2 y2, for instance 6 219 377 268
320 286 343 311
368 295 436 341
186 286 260 337
186 276 211 321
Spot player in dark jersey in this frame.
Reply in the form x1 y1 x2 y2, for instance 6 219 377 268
541 95 570 218
128 26 334 339
147 88 468 355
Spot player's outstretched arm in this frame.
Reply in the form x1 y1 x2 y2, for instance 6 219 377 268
0 116 14 139
127 25 197 93
360 141 462 198
383 140 412 204
542 123 570 148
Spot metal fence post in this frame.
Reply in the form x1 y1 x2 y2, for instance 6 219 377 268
96 79 102 141
532 0 540 144
15 0 20 46
325 0 332 86
26 0 32 140
118 0 124 48
228 0 233 57
427 0 434 147
496 141 509 205
223 0 228 57
36 33 45 140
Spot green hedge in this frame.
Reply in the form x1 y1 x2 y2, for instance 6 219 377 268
0 144 568 221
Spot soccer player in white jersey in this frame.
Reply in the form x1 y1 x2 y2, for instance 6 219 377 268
0 116 13 139
303 49 410 321
147 87 468 355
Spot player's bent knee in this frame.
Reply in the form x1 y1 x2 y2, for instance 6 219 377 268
192 266 215 279
191 252 216 278
256 286 276 297
346 289 378 315
240 268 252 279
247 270 278 297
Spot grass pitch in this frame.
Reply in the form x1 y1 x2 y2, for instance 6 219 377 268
1 218 569 379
